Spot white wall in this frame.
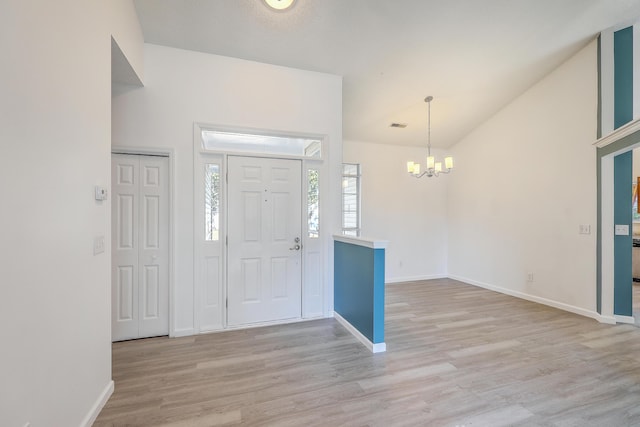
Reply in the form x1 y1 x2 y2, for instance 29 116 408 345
343 141 448 282
447 40 598 315
0 1 142 426
112 44 343 335
109 0 145 82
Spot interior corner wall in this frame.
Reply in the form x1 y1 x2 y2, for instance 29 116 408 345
112 44 343 334
447 39 599 314
109 0 145 83
343 141 448 282
0 1 142 426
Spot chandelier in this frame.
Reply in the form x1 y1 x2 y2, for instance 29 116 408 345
406 96 453 178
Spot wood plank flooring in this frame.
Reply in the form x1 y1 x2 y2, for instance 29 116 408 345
95 279 640 426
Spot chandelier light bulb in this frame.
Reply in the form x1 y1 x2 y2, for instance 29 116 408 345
445 156 454 170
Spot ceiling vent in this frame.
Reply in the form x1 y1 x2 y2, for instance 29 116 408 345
390 123 408 128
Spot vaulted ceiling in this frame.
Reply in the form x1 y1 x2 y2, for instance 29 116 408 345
133 0 640 148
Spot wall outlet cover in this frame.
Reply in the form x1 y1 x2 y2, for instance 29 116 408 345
615 224 630 236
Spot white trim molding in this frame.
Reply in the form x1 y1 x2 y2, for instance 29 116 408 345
597 315 617 325
594 117 640 148
80 380 114 427
332 234 389 249
172 328 196 338
448 275 603 322
333 311 386 353
614 315 636 324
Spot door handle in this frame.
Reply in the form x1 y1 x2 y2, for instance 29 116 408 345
289 244 301 251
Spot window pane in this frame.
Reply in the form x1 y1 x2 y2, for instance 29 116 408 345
308 169 319 238
341 163 360 236
205 164 220 241
202 130 322 158
343 163 359 176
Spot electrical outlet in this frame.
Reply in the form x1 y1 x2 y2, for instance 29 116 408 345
527 272 534 282
579 224 591 235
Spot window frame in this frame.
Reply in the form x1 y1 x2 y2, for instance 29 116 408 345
341 163 361 237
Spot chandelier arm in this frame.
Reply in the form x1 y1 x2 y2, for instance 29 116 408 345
410 170 435 178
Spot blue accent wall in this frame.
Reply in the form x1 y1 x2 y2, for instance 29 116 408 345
334 241 385 344
596 24 637 315
614 27 634 129
614 151 633 316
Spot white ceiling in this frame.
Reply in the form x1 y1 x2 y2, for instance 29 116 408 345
133 0 640 148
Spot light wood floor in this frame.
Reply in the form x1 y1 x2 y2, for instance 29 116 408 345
95 279 640 426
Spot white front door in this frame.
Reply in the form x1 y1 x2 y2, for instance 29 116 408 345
227 156 302 326
111 154 169 341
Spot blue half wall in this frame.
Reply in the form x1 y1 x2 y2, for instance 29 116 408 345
334 239 385 344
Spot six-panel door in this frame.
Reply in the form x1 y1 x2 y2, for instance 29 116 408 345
111 154 169 341
227 156 303 326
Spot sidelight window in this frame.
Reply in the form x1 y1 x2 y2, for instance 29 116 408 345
308 169 319 238
205 164 220 241
342 163 360 236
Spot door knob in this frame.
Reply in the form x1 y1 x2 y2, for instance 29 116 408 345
289 244 301 251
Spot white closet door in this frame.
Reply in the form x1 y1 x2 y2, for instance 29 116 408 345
112 154 169 341
227 156 302 326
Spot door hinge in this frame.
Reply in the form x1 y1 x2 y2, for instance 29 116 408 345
226 235 228 246
226 298 228 308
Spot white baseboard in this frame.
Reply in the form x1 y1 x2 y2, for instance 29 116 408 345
448 274 602 322
614 314 636 324
171 328 195 338
80 380 114 427
597 315 617 324
386 274 447 284
333 311 386 353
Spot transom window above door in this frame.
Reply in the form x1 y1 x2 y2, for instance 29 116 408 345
201 128 322 158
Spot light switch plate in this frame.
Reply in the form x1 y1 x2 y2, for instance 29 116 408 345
615 224 630 236
579 224 591 235
95 186 108 201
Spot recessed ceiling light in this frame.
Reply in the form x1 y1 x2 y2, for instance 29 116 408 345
263 0 296 11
